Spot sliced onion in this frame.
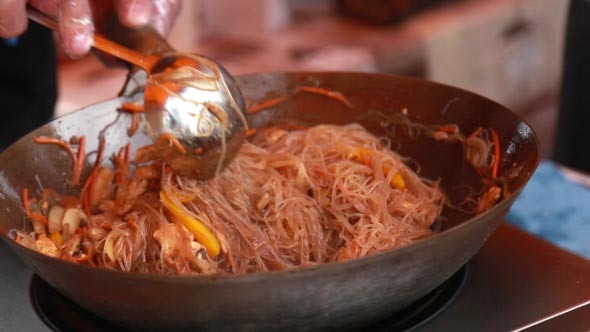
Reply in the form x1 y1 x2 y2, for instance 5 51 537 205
104 236 115 261
63 234 82 256
62 208 86 239
15 233 37 251
86 227 107 242
48 206 65 234
35 233 60 258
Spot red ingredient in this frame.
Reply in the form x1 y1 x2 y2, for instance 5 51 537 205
247 96 287 114
296 86 353 108
490 128 501 179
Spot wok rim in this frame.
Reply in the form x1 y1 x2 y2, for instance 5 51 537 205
0 71 541 284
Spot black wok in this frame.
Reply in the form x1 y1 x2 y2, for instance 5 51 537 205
0 72 539 331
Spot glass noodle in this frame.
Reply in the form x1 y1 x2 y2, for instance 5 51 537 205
14 123 445 275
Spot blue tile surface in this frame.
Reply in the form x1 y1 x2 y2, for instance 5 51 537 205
506 160 590 259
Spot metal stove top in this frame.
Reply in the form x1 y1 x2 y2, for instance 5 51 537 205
1 222 589 332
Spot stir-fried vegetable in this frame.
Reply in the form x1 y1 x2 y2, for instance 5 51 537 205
346 146 407 190
160 191 220 257
247 85 353 114
12 82 511 276
32 136 85 186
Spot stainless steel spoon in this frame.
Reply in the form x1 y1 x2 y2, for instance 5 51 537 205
27 6 247 180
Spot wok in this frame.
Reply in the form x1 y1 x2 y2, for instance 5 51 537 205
0 72 539 331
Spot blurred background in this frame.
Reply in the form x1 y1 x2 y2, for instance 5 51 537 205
58 0 587 257
56 0 567 160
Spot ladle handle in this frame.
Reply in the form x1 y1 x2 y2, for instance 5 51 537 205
93 12 176 97
26 5 159 72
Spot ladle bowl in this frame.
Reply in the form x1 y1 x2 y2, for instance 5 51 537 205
26 5 248 179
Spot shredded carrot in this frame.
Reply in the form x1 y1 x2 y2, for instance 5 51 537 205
245 128 257 138
119 101 145 113
22 188 49 226
114 145 132 184
127 215 136 228
437 125 458 135
33 136 77 171
80 173 93 196
76 227 85 235
114 147 127 185
95 137 106 168
71 136 86 187
193 147 203 155
34 136 85 187
469 127 483 139
157 133 187 154
80 166 97 214
247 96 286 114
29 213 48 226
80 136 106 213
124 143 131 165
22 188 31 215
120 102 143 137
490 128 501 178
248 86 352 114
128 113 140 136
296 86 353 108
83 183 92 216
164 165 174 174
115 146 125 166
61 196 79 208
100 222 113 230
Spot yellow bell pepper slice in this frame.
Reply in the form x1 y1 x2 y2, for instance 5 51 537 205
49 231 64 247
160 191 220 257
346 146 373 166
390 171 406 190
346 146 406 190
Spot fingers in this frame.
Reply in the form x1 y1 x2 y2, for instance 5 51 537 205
115 0 181 36
57 0 94 58
150 0 181 36
0 0 27 38
114 0 151 29
29 0 58 16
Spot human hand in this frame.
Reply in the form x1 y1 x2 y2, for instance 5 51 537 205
0 0 181 58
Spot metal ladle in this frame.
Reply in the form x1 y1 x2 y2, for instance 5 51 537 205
27 6 248 180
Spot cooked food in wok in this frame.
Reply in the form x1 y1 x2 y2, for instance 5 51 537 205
11 87 505 276
0 72 539 332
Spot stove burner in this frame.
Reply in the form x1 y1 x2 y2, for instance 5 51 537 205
29 266 467 332
29 275 133 332
372 266 468 331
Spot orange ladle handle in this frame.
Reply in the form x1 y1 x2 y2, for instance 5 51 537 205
26 5 160 72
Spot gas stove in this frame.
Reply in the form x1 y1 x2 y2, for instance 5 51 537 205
1 222 589 332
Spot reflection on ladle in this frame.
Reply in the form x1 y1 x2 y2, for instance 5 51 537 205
26 5 248 180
